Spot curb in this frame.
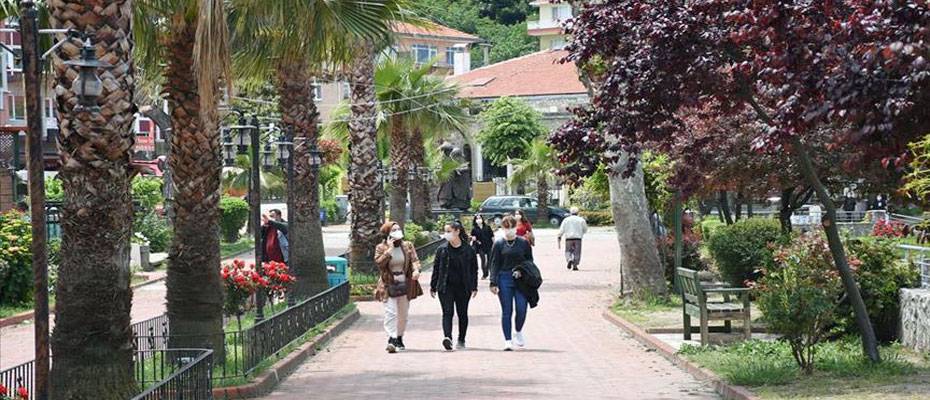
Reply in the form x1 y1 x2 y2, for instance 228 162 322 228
645 326 769 334
349 295 375 302
602 310 759 400
0 273 167 329
213 307 361 399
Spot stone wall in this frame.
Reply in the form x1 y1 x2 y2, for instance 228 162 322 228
900 288 930 352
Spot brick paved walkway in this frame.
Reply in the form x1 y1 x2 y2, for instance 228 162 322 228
262 228 719 400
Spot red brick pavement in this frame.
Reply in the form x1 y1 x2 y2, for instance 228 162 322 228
261 228 720 400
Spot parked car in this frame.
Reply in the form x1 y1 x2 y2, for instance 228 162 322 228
476 195 569 226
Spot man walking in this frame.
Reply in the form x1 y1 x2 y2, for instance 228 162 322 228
558 207 588 271
261 209 289 263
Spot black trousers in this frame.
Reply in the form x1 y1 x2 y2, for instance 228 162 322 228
477 250 489 277
439 287 471 341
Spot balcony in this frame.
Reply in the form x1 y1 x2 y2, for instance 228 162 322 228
527 19 566 35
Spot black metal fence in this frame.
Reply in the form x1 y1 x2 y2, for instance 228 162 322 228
132 349 214 400
0 358 33 399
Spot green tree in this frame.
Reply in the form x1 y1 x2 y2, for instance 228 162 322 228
509 138 559 224
478 96 546 166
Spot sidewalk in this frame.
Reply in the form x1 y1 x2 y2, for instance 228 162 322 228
260 229 720 399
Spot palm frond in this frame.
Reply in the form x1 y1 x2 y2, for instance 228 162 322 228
194 0 231 126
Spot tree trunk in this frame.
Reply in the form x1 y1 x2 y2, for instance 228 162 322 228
389 117 409 226
409 128 430 224
734 192 744 221
609 154 667 298
49 1 137 396
276 62 328 299
537 173 550 224
347 43 383 276
164 24 225 357
718 191 734 224
790 137 880 362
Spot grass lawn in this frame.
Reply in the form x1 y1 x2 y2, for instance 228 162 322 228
679 338 930 399
0 303 33 319
220 238 255 259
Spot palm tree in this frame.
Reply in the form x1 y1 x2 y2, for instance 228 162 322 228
375 57 467 226
229 0 410 298
509 138 559 225
135 0 230 353
37 0 137 396
222 154 286 197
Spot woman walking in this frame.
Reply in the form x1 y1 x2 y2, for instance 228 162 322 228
470 214 494 279
514 209 535 246
375 221 423 353
431 221 479 351
490 216 534 351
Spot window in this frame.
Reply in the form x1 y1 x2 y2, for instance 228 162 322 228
44 98 55 119
341 82 350 100
5 46 22 72
9 95 25 121
446 47 455 66
549 37 566 50
551 5 570 22
411 44 437 64
312 83 322 101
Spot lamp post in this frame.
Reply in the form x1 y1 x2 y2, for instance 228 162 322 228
273 127 297 305
377 161 397 222
0 3 108 398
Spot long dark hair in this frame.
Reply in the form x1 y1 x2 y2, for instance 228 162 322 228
473 213 490 231
446 220 470 245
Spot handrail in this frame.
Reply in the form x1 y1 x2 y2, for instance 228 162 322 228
130 348 214 400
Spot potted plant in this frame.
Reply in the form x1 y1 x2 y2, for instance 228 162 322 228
0 384 29 400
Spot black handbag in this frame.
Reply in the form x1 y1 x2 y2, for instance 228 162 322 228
388 274 408 297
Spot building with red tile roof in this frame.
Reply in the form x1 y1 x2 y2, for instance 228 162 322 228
448 50 587 100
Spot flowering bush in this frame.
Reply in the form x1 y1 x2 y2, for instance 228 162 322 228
0 384 29 400
262 261 295 299
221 259 260 317
756 233 844 374
871 219 908 238
0 211 33 306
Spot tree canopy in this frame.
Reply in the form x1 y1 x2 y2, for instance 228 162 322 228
478 97 547 166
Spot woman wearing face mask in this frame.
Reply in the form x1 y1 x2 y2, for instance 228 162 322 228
431 221 479 351
470 214 494 279
374 221 423 353
514 209 535 246
489 215 534 351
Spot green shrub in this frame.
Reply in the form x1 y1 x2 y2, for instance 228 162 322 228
132 176 164 212
757 233 843 374
219 196 250 243
45 178 63 201
403 222 430 247
580 210 613 226
48 239 61 294
698 219 725 242
841 238 920 342
707 218 783 286
135 212 173 253
321 199 341 224
660 234 705 283
0 211 33 305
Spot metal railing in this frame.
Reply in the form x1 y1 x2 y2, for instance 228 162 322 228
898 244 930 288
132 349 214 400
0 359 33 399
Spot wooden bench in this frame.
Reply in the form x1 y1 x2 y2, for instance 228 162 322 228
676 267 751 345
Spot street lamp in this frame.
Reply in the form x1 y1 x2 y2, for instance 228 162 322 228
222 129 237 166
261 142 275 170
63 38 109 111
309 142 323 170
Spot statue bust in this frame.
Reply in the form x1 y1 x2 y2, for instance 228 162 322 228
437 141 472 210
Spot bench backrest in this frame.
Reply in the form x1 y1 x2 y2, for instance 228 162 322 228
676 267 702 304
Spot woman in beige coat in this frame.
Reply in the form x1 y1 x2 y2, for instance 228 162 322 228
374 221 423 353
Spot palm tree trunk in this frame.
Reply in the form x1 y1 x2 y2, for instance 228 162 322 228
610 153 667 298
537 173 550 224
409 128 430 224
276 62 327 298
347 44 384 276
389 117 409 226
49 1 137 396
164 24 225 357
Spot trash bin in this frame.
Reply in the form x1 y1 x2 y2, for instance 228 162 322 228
325 256 348 287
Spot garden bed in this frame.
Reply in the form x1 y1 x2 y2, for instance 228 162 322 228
611 294 765 334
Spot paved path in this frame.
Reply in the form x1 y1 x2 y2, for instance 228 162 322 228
0 227 352 370
262 228 719 400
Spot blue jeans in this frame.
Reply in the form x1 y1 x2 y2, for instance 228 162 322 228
497 271 528 340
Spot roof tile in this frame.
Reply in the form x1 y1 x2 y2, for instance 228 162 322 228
448 50 587 98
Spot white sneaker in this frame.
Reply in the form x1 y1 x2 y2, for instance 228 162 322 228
503 340 513 351
514 331 526 347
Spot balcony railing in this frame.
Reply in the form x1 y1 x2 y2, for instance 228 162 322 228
528 19 566 31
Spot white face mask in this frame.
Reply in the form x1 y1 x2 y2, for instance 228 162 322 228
443 232 454 241
494 217 502 226
503 228 517 240
475 218 483 225
390 230 404 240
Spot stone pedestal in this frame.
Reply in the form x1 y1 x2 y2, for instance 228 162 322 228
131 243 152 271
900 288 930 352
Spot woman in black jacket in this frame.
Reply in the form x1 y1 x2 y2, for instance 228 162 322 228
430 220 479 351
470 214 494 279
489 215 533 351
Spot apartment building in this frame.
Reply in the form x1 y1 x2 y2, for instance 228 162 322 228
527 0 573 51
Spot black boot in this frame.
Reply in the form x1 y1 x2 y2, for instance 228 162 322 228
386 337 397 353
396 336 406 351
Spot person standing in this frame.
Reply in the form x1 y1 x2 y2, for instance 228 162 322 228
490 216 534 351
261 209 289 263
514 209 535 246
431 221 478 351
558 207 588 271
470 214 494 279
374 221 423 353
